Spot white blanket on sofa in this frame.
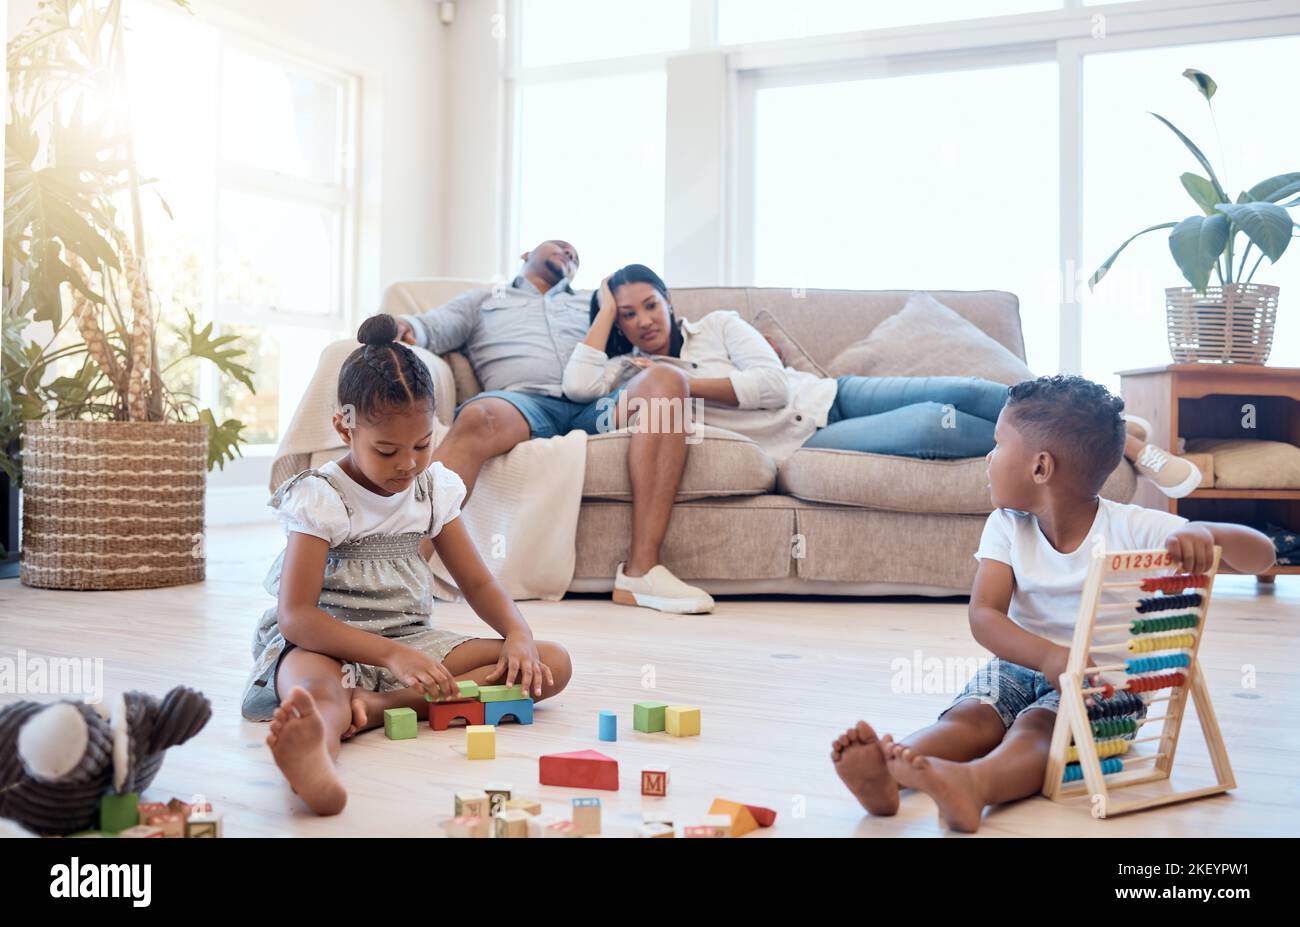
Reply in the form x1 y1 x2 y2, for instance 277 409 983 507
268 340 587 601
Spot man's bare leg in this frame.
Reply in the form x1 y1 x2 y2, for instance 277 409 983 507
432 397 531 498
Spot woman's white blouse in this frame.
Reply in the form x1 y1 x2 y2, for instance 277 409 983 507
562 310 838 462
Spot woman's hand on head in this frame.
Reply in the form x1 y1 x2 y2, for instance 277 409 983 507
597 275 616 315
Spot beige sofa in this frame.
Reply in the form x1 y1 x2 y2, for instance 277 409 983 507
382 279 1137 597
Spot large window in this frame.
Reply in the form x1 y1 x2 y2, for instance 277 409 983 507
519 0 692 68
749 62 1059 372
125 2 357 448
718 0 1061 45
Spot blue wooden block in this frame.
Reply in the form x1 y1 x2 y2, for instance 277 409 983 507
484 697 534 726
599 710 617 742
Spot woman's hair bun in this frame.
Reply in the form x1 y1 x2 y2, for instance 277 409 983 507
357 313 399 346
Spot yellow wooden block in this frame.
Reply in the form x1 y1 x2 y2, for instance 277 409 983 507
708 798 758 837
665 705 700 737
506 798 542 816
466 724 496 759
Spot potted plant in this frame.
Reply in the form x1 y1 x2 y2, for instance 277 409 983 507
3 0 253 589
1089 69 1298 364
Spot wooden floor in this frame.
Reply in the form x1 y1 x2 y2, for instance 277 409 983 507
2 522 1297 838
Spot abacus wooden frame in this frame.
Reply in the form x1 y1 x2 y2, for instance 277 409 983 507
1042 546 1235 817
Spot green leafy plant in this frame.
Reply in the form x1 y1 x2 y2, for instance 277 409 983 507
2 0 253 497
1089 69 1299 293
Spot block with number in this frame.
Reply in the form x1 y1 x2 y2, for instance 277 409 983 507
572 797 602 836
494 809 530 838
641 767 670 797
454 789 489 818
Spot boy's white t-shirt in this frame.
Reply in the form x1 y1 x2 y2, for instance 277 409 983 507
273 460 466 547
975 498 1189 648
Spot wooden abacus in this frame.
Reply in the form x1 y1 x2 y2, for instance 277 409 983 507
1042 546 1235 817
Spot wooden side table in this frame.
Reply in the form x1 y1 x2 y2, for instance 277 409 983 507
1118 363 1300 582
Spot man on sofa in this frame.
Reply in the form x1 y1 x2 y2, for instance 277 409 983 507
393 239 715 614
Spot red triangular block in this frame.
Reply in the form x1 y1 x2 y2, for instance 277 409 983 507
539 749 620 791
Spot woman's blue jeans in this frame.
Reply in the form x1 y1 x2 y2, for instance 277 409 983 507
801 375 1009 459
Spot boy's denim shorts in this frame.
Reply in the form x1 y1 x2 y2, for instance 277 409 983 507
940 658 1061 729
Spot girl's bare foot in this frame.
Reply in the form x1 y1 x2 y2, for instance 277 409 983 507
830 721 900 816
266 687 348 815
343 688 387 739
885 746 984 833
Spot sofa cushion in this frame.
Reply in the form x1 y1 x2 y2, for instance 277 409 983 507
1185 438 1300 489
778 447 1138 515
752 309 827 377
826 291 1034 384
582 426 777 500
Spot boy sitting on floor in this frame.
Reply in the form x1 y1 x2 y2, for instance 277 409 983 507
831 375 1275 832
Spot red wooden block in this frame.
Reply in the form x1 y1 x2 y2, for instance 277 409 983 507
430 699 485 731
744 803 777 827
539 749 619 791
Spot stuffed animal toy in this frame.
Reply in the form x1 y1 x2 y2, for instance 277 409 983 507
0 686 211 835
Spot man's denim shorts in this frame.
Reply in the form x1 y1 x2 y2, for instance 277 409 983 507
941 658 1061 729
456 388 625 440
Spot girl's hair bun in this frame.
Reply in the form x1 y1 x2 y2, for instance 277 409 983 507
357 313 399 346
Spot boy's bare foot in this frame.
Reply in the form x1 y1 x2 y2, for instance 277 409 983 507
830 721 899 816
886 746 984 833
266 687 348 815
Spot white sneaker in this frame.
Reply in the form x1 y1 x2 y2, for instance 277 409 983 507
613 563 714 614
1134 444 1202 498
1123 414 1152 444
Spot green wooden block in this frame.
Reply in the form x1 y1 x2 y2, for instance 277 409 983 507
99 792 139 834
424 680 481 702
634 701 669 733
384 707 418 740
478 684 524 703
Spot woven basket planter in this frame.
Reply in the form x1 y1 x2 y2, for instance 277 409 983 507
1165 283 1279 364
20 421 207 590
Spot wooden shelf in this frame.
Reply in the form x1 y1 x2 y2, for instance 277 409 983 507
1189 488 1300 500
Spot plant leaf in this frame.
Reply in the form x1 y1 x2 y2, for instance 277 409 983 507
1182 69 1217 102
177 310 256 393
1180 173 1221 215
1150 112 1227 203
1215 202 1294 262
1245 173 1300 205
198 408 246 472
1088 222 1178 290
1169 213 1229 291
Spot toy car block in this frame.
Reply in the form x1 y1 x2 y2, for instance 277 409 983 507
424 679 481 703
641 767 670 797
505 798 542 816
484 697 534 726
708 799 758 837
444 814 489 838
454 789 489 818
598 710 617 741
745 804 777 828
636 823 675 838
136 801 168 825
543 819 579 838
466 725 495 759
665 705 701 737
185 811 223 838
571 797 602 836
143 811 185 838
485 782 513 815
383 707 419 740
99 792 139 834
633 700 668 733
494 809 530 838
431 698 485 731
642 810 674 826
477 684 525 702
539 749 619 791
118 824 164 838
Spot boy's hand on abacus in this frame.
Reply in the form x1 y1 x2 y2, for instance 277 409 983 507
386 645 457 701
484 631 553 699
1165 524 1215 575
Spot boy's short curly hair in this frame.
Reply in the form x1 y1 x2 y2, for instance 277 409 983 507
1004 375 1126 494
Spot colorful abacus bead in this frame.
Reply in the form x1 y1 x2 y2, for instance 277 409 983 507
1091 717 1138 738
1124 653 1190 674
1138 574 1209 593
1129 613 1199 635
1063 756 1124 782
1136 593 1202 614
1065 738 1130 763
1086 690 1145 720
1128 633 1196 654
1127 671 1185 693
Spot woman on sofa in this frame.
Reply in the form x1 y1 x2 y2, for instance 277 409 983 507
563 263 1199 489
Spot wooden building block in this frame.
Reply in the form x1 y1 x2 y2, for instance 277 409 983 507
642 810 674 826
383 707 418 740
484 697 534 726
633 700 668 733
454 789 489 818
571 797 602 836
485 783 513 815
477 684 525 703
505 798 542 816
444 815 489 838
744 804 777 827
709 798 758 837
136 802 168 825
636 823 675 838
665 705 700 737
99 792 139 834
424 679 480 702
539 749 619 791
598 710 617 741
494 809 530 838
185 811 222 838
544 819 579 838
430 698 485 731
641 767 670 797
466 725 495 759
683 816 729 838
118 825 164 838
143 811 185 838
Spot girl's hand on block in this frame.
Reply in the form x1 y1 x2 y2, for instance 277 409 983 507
1164 524 1216 575
385 644 457 701
484 631 553 699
